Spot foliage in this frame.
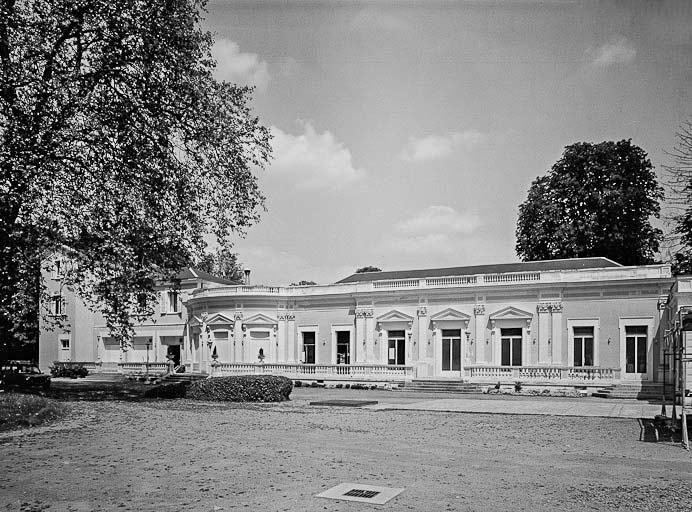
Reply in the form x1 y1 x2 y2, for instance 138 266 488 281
663 120 692 274
48 362 88 378
186 375 293 402
516 140 663 266
0 0 271 346
355 266 382 273
143 381 189 399
195 246 245 282
0 393 66 431
290 280 317 286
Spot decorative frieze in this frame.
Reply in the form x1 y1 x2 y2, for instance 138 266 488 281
355 308 373 318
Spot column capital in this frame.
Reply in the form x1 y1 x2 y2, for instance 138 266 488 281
233 312 243 321
657 297 668 311
355 308 373 318
473 304 485 316
537 302 551 313
550 301 563 312
417 307 427 317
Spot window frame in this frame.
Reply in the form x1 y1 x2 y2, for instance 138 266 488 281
567 319 600 367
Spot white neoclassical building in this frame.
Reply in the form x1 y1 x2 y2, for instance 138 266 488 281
40 256 689 391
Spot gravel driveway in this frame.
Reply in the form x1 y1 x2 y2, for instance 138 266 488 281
1 388 690 511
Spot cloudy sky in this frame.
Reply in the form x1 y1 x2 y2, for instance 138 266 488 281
203 0 691 285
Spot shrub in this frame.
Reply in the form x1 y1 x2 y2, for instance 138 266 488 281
0 393 66 431
143 382 189 399
49 362 89 378
514 381 523 392
294 380 302 387
186 375 293 402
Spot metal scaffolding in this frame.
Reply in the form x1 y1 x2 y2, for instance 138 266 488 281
663 307 692 450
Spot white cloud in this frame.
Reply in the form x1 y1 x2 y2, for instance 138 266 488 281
590 36 637 67
399 130 486 162
270 122 366 190
211 39 270 91
396 205 481 236
379 206 481 256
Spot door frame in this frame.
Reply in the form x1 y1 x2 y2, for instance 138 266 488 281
618 317 655 381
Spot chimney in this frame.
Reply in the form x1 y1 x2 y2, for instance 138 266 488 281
243 268 251 285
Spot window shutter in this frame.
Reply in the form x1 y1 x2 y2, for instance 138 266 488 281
159 292 166 315
177 294 183 314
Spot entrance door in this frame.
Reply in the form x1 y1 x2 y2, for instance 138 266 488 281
388 330 405 365
441 329 462 376
624 325 648 380
167 345 181 366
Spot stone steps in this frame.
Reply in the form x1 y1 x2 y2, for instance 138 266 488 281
592 383 664 400
400 380 483 394
162 373 207 383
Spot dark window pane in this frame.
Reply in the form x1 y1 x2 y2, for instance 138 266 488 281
637 336 647 373
512 338 522 366
584 338 594 366
573 327 594 336
501 338 511 366
303 331 315 344
388 330 405 339
305 345 315 364
442 339 450 371
574 338 583 366
501 328 522 337
337 331 350 343
452 339 461 371
625 326 647 335
397 339 405 365
626 336 635 373
442 329 461 338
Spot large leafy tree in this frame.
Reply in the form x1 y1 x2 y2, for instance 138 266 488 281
0 0 271 344
516 140 663 266
662 120 692 275
196 247 245 283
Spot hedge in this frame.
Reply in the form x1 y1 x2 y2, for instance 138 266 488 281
143 381 189 399
49 362 89 378
186 375 292 402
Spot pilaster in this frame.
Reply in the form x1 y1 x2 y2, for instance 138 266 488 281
286 312 296 362
537 303 552 364
550 302 563 365
473 304 486 363
417 307 428 363
277 313 287 363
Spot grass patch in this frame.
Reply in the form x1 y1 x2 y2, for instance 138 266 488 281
0 393 67 431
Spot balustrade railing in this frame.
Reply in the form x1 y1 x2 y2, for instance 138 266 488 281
210 363 414 380
118 362 169 373
467 365 618 381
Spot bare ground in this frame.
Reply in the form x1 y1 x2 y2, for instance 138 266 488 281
0 388 690 512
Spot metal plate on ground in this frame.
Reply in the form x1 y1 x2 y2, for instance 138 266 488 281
316 483 404 504
309 400 378 407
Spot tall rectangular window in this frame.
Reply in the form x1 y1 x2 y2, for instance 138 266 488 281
51 295 64 316
625 326 647 374
573 327 594 366
336 331 350 364
388 330 405 365
302 331 316 364
168 291 179 313
441 329 462 371
500 328 522 366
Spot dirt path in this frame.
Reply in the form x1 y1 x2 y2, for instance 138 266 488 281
0 391 690 511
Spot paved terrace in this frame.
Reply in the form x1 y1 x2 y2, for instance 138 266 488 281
295 388 665 419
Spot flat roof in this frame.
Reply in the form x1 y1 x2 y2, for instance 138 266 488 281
336 257 623 284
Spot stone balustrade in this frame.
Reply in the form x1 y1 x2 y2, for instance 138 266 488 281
467 365 619 382
118 362 169 373
209 363 415 380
